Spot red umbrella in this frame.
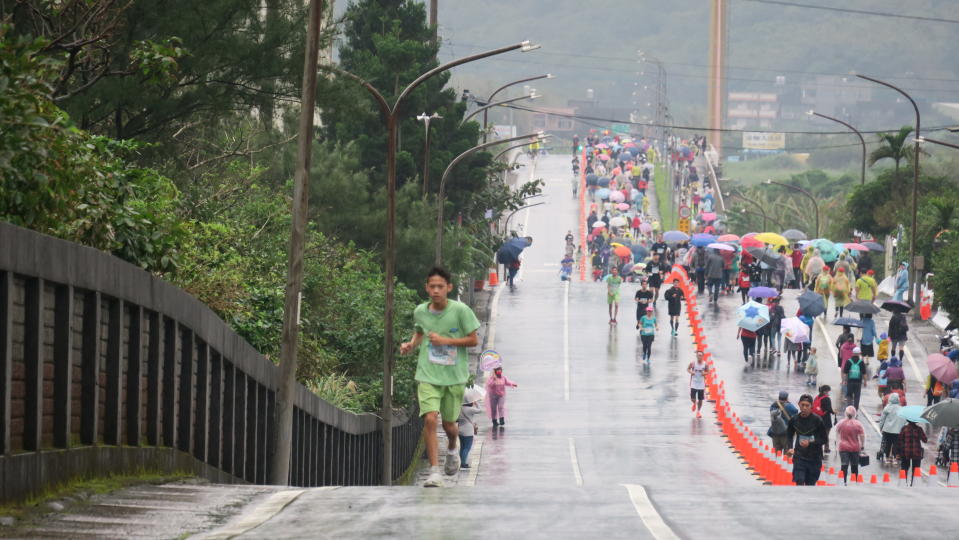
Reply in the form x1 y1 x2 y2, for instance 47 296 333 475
844 242 870 252
717 233 740 242
741 237 764 249
928 353 958 384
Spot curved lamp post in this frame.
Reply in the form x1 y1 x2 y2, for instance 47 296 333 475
857 74 921 308
322 40 540 485
482 74 553 142
808 110 866 186
462 92 540 127
417 112 442 195
724 191 769 230
763 179 819 238
435 131 546 265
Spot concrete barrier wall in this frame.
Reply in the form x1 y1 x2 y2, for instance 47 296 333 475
0 223 423 502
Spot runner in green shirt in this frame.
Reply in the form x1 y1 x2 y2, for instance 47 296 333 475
400 267 480 488
606 266 623 325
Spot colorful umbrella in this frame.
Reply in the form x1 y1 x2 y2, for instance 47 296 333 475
700 212 717 222
479 350 502 371
811 238 839 262
782 229 807 241
755 232 788 246
845 242 869 252
741 236 764 249
797 290 826 317
897 405 930 424
707 242 735 252
613 245 632 258
616 202 630 211
597 154 610 161
736 301 770 332
610 216 628 228
781 317 810 344
717 233 740 242
663 230 690 243
639 223 653 234
592 221 606 229
691 233 716 247
610 191 626 203
927 353 958 385
863 241 885 252
596 188 611 199
748 286 779 299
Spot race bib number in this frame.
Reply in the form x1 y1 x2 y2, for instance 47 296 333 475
428 344 456 366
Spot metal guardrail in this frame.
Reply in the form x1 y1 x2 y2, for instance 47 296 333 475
704 144 726 213
0 222 422 501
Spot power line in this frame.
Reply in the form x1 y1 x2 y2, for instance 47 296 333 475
499 102 958 135
738 0 959 25
446 40 959 84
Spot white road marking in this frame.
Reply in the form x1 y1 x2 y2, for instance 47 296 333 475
191 488 314 539
622 484 680 540
900 339 924 384
487 284 504 349
568 437 583 486
564 279 571 401
463 439 484 487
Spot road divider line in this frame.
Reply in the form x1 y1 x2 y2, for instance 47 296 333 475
564 279 571 400
621 484 680 540
191 488 315 539
568 437 583 486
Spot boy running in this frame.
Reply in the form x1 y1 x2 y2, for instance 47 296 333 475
688 350 709 418
634 278 654 329
399 267 481 488
663 280 686 337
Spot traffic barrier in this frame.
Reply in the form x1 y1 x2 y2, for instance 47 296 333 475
898 468 907 486
488 267 499 287
949 463 959 487
882 472 891 485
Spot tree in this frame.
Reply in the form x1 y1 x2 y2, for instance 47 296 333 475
932 241 959 320
868 126 915 181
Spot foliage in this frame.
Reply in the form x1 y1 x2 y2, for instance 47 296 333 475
932 241 959 319
0 27 184 273
868 126 920 181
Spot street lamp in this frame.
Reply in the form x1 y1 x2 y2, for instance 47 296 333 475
416 112 442 195
724 191 768 230
808 110 866 186
435 131 546 264
916 136 959 151
322 40 540 485
482 74 554 142
502 202 546 235
857 74 921 308
462 92 540 127
638 50 668 152
763 179 819 238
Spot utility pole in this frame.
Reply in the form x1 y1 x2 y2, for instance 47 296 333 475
707 0 727 158
270 0 323 486
430 0 438 47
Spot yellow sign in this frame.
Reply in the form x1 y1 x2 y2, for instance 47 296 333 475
742 132 785 150
678 217 691 234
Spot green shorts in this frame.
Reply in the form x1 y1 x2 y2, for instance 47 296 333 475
417 382 465 422
608 292 620 305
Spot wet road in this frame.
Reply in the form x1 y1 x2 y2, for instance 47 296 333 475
217 154 959 540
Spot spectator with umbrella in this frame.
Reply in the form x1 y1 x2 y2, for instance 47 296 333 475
496 237 532 291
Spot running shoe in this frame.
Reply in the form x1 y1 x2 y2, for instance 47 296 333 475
444 451 460 475
696 411 702 418
424 469 444 488
691 403 696 412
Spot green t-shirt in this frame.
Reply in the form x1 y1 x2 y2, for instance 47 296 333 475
607 275 623 295
413 299 481 386
855 276 876 300
640 315 657 336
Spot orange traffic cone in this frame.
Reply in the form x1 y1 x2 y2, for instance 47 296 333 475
898 468 907 486
914 467 923 486
488 267 499 286
869 474 878 484
882 472 891 485
949 463 959 487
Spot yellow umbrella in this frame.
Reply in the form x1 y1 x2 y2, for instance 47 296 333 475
755 232 788 246
610 242 625 248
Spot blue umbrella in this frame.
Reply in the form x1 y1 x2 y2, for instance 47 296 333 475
662 230 690 244
496 237 531 265
691 233 716 247
811 238 839 262
596 187 611 200
736 301 770 331
631 244 649 260
832 317 864 328
627 146 641 156
586 174 599 186
748 286 778 299
797 290 825 317
597 177 611 187
897 405 930 424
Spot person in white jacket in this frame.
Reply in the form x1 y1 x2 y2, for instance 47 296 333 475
878 392 906 465
457 387 484 469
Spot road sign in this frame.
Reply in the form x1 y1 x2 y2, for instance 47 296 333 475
612 123 631 135
678 218 691 234
678 205 691 219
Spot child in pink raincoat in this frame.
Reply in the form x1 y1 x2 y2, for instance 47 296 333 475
485 366 518 427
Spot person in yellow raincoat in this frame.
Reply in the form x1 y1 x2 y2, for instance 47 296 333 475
799 246 814 289
815 266 832 318
831 267 852 318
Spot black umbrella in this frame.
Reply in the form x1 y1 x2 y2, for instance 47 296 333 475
845 300 881 315
597 177 611 187
496 237 531 265
863 241 885 252
833 317 864 328
586 174 599 186
881 300 912 313
797 290 826 317
746 247 782 266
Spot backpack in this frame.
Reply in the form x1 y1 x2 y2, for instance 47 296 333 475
848 359 862 380
932 381 944 397
812 394 826 417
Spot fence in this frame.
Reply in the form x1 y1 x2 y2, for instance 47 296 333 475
0 222 422 502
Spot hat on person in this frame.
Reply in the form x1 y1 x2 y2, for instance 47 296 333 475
880 332 888 340
645 305 654 312
778 390 789 401
867 269 875 275
853 346 861 354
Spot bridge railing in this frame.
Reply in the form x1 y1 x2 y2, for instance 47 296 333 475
0 222 422 502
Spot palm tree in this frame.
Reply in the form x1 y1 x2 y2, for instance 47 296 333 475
867 126 914 180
